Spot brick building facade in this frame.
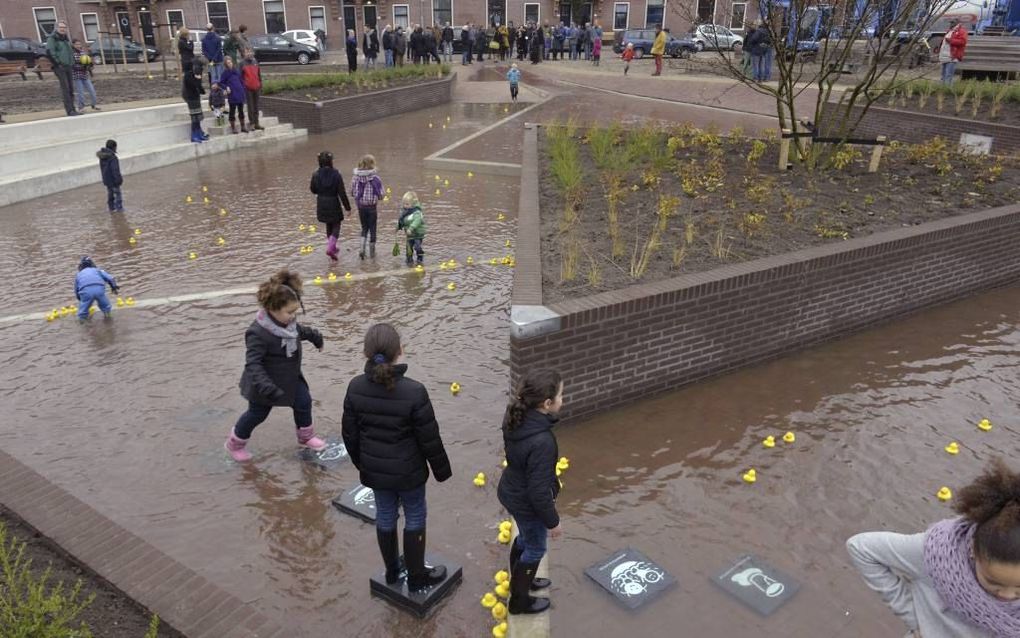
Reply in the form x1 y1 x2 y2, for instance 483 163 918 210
1 0 755 49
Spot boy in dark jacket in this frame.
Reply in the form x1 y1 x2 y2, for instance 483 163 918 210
182 60 209 142
342 323 452 591
225 270 325 462
497 369 563 615
96 139 124 213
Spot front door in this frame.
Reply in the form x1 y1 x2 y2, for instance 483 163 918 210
488 0 506 27
364 6 377 29
115 11 133 40
138 10 155 46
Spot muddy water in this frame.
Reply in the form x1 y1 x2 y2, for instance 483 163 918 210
2 81 1018 638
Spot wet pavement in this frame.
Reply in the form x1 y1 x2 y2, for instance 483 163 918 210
2 67 1019 637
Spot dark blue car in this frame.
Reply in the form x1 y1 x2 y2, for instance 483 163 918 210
613 28 698 58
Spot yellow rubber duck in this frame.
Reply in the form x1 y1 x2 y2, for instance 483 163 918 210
494 569 510 583
497 529 512 544
763 435 776 448
185 195 193 203
189 251 198 260
490 258 499 265
451 382 461 395
480 592 498 608
491 602 507 620
202 185 208 192
497 213 506 221
495 581 510 598
505 239 512 248
557 456 570 468
498 521 512 535
134 228 142 236
386 187 392 194
220 208 227 216
439 262 448 270
446 259 457 268
203 196 210 204
501 256 511 265
945 441 960 455
429 122 434 128
46 313 55 322
447 282 456 290
507 258 515 267
555 467 562 477
493 622 507 638
435 174 441 181
501 459 508 468
467 256 474 264
125 297 135 306
415 264 425 273
435 188 441 196
299 224 306 231
446 115 451 122
383 195 390 202
978 418 992 432
217 237 226 246
147 74 154 80
743 468 757 484
345 272 353 279
473 471 485 486
468 171 474 178
504 106 509 113
89 306 96 315
313 276 323 285
116 297 125 307
328 273 337 281
128 237 137 245
783 431 796 443
937 486 953 502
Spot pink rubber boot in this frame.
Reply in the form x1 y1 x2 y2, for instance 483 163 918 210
326 235 338 261
224 432 253 462
297 426 327 451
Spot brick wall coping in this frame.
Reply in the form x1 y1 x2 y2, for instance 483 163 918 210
0 448 290 638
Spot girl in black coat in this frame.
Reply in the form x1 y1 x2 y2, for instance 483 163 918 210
497 368 563 614
342 323 453 591
310 151 352 262
225 270 325 462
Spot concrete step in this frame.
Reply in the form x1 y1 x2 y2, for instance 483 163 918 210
0 124 307 207
206 121 292 137
1 103 186 149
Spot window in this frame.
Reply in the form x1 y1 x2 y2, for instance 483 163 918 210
524 2 539 24
613 3 629 29
167 9 185 37
696 0 714 24
264 0 286 33
433 0 452 27
579 2 592 24
309 6 326 32
0 20 4 37
363 5 377 28
80 12 99 42
33 7 57 41
730 3 746 29
342 1 356 31
487 0 504 26
558 2 572 25
206 1 230 33
645 0 663 27
393 4 409 28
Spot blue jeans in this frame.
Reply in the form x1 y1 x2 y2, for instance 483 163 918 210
106 186 123 212
77 284 111 320
462 47 472 64
405 238 423 264
385 49 394 67
443 41 453 61
209 62 223 84
233 379 312 439
514 516 548 564
752 54 766 80
763 49 773 80
374 484 427 532
941 61 957 84
74 77 97 109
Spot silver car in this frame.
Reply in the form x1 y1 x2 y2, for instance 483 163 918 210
691 24 743 51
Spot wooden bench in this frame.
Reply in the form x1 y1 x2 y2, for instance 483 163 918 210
0 58 52 80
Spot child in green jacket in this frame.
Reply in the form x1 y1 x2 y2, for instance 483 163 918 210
396 191 426 265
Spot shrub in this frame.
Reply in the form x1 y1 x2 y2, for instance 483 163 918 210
261 64 450 96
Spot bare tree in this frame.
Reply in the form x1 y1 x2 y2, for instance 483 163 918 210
672 0 956 169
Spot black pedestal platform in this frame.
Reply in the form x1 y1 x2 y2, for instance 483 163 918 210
369 553 462 617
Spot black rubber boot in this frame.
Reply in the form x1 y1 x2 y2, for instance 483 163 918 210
404 528 447 591
376 529 404 584
508 560 550 614
510 537 551 590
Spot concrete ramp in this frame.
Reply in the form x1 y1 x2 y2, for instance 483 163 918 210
0 103 306 208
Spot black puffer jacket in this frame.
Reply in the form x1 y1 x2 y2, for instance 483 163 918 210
497 410 560 529
238 319 323 406
341 362 452 491
310 166 351 224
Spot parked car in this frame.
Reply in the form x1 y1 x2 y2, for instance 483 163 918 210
690 24 743 51
282 29 322 50
613 29 698 58
248 34 320 64
91 37 159 64
0 37 48 64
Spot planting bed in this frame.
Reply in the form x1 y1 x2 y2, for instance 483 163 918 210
539 123 1020 303
264 71 448 101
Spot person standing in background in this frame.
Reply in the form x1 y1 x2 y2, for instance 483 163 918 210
46 21 77 117
203 23 224 84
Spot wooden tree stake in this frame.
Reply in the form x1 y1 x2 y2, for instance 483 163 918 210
868 135 887 173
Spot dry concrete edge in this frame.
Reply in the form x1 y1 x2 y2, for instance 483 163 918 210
507 519 551 638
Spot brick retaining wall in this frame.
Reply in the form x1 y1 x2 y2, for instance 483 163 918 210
510 125 1020 422
819 101 1020 154
261 74 454 134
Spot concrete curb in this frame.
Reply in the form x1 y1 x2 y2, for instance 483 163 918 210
0 448 290 637
507 519 551 638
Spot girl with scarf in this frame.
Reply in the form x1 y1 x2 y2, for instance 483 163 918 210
311 151 352 261
224 270 326 462
847 458 1020 637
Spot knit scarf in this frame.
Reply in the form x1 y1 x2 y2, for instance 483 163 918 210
255 310 299 358
923 517 1020 637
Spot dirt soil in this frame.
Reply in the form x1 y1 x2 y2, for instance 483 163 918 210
870 97 1020 128
539 126 1020 304
0 506 183 638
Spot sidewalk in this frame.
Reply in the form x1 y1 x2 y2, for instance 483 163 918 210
3 97 180 125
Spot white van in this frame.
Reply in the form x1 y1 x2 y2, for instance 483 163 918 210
282 29 321 50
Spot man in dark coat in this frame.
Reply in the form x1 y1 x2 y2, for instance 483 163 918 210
362 26 379 69
410 26 426 64
460 23 472 65
393 27 407 66
46 21 77 117
441 22 455 62
382 24 394 67
345 29 358 73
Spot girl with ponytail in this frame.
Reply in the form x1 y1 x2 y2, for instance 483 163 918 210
224 269 326 462
848 458 1020 637
497 368 564 615
341 323 453 592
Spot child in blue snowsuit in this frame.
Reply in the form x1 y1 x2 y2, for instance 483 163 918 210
507 63 521 102
75 256 119 321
